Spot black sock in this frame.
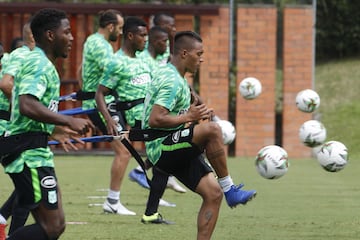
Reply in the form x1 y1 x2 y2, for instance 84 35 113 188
7 223 48 240
145 167 169 216
8 206 30 235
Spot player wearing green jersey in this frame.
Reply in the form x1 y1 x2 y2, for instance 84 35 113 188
81 9 123 111
142 31 256 239
129 13 187 195
95 16 149 216
1 9 93 240
152 12 176 65
0 21 35 238
81 10 136 216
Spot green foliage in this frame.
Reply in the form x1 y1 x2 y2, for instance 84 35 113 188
316 0 360 59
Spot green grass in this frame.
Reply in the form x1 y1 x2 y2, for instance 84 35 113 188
316 58 360 157
1 59 359 239
1 155 359 240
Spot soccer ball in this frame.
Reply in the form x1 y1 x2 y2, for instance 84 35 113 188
315 141 348 172
255 145 289 179
216 120 236 145
239 77 262 100
299 120 327 147
296 89 320 113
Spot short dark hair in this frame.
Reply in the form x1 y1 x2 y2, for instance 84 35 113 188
174 31 202 54
148 26 168 42
98 9 122 28
31 8 67 44
10 37 23 51
153 12 174 26
123 16 147 37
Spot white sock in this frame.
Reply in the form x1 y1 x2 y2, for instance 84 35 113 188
135 165 143 172
0 214 6 224
108 190 120 201
218 176 234 193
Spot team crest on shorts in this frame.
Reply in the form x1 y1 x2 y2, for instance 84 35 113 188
172 130 180 143
48 190 57 204
41 176 57 188
181 129 190 137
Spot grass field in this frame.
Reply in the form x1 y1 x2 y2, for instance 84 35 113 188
1 59 359 239
1 154 359 240
316 58 360 157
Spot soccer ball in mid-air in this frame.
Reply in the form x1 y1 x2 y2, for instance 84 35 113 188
299 120 327 147
255 145 289 179
239 77 262 100
296 89 320 113
315 141 348 172
216 120 236 145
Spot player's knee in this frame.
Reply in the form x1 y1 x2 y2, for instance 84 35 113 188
44 219 66 239
203 183 223 204
206 122 222 139
211 185 223 204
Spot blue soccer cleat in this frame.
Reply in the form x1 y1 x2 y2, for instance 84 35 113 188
129 169 150 189
224 184 256 208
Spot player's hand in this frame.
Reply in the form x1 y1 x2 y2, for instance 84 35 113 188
188 98 213 121
68 117 94 135
50 126 85 152
105 116 119 136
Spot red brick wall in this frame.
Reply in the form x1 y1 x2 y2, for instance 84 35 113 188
282 6 314 157
199 7 230 120
235 6 277 157
0 4 315 157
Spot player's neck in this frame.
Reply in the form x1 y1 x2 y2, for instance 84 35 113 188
121 44 136 58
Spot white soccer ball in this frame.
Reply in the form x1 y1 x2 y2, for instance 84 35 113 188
296 89 320 113
239 77 262 100
315 141 348 172
255 145 289 179
216 120 236 145
299 120 327 147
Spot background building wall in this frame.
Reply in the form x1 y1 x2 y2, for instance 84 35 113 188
0 3 314 157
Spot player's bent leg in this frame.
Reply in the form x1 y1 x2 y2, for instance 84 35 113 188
193 122 257 208
32 191 66 239
194 173 222 240
103 140 136 216
110 140 131 191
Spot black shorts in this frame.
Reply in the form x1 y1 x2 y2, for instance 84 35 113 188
9 164 59 210
87 101 127 134
155 126 213 191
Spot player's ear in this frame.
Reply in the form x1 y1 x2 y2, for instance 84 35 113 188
108 23 114 32
181 49 187 59
46 30 55 42
128 32 134 40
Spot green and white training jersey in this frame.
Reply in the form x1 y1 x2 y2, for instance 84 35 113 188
0 46 32 135
82 32 115 110
0 53 10 135
100 49 152 127
5 47 59 173
144 39 170 66
155 39 170 66
142 63 191 165
136 49 159 73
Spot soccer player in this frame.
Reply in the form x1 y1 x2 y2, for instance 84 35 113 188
141 31 257 239
128 12 187 194
95 16 149 215
152 12 176 65
0 21 35 238
81 10 135 215
2 8 93 240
